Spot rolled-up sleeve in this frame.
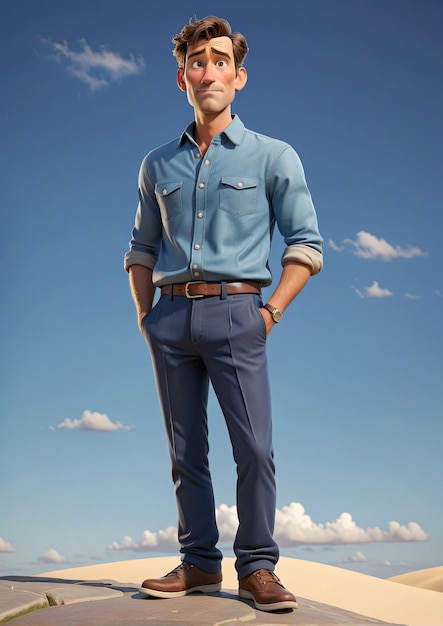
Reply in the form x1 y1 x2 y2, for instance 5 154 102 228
270 146 323 275
124 155 162 272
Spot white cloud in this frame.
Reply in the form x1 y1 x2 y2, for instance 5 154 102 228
405 293 420 300
37 548 66 564
108 527 178 553
216 503 240 542
0 537 15 553
328 238 344 252
352 287 365 298
42 38 145 91
108 502 430 552
339 551 368 563
352 280 393 298
51 410 134 432
383 559 410 568
365 281 393 298
334 231 427 261
274 503 429 545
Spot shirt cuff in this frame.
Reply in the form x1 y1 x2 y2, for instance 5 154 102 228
124 250 157 273
281 245 323 275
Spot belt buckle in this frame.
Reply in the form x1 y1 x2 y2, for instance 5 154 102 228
185 281 205 299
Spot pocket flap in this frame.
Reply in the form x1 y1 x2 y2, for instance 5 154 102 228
221 176 259 191
155 181 183 197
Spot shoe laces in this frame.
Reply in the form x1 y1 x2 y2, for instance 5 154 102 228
254 569 282 586
166 562 194 578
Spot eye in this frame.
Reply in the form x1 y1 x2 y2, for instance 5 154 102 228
216 60 227 68
192 60 204 69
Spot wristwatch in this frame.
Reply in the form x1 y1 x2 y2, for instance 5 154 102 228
263 303 283 323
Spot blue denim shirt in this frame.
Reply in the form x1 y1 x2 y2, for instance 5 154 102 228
124 116 323 286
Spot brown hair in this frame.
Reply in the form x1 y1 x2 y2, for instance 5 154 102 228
172 16 248 72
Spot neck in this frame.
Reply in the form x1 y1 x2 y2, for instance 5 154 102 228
193 109 232 155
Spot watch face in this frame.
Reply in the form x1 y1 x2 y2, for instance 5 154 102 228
273 309 282 322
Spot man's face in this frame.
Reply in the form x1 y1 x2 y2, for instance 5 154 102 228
177 36 247 115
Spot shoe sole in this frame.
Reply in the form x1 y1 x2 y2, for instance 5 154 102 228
139 583 222 598
239 589 298 611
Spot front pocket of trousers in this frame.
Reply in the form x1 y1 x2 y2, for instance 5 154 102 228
252 300 267 340
141 297 162 337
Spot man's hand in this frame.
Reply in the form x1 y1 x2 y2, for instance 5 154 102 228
258 261 312 338
128 265 156 335
138 312 149 334
259 307 275 338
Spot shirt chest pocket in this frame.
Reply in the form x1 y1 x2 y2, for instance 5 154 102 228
220 176 259 216
155 181 183 221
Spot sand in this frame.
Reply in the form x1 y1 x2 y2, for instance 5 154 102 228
42 556 443 626
389 566 443 593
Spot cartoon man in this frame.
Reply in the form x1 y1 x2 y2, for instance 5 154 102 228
124 16 322 612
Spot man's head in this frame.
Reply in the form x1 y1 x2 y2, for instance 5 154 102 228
172 16 248 74
174 16 248 118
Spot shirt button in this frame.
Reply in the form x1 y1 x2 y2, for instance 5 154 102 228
194 271 200 277
197 212 203 218
195 153 201 158
194 244 201 250
205 159 210 165
237 181 243 188
192 264 198 269
199 183 205 189
162 189 167 195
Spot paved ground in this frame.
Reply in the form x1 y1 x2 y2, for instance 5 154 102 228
0 575 403 625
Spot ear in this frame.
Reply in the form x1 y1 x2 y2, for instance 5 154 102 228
177 68 187 92
235 66 248 92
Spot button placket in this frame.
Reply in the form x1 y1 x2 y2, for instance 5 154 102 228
190 142 217 280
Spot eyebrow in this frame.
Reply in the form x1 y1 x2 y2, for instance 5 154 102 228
187 46 232 61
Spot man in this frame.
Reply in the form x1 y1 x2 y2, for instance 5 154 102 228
124 16 322 612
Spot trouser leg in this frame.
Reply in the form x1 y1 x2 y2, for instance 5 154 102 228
200 294 279 579
142 296 222 573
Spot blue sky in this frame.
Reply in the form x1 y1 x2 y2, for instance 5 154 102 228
1 0 442 580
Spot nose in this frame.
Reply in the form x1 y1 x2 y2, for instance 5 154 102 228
201 64 215 84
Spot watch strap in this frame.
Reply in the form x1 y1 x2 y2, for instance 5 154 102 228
263 303 282 322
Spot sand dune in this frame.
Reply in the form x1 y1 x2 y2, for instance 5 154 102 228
389 566 443 593
43 556 443 626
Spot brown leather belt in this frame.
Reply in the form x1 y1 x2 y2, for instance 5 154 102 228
161 281 261 299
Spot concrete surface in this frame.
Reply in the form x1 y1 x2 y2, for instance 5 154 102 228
0 575 403 625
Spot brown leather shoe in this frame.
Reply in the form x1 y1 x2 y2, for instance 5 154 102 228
139 562 222 598
239 569 298 611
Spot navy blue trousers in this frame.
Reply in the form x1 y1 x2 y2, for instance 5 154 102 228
142 292 279 579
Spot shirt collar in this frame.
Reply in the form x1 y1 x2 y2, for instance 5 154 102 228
178 115 245 147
